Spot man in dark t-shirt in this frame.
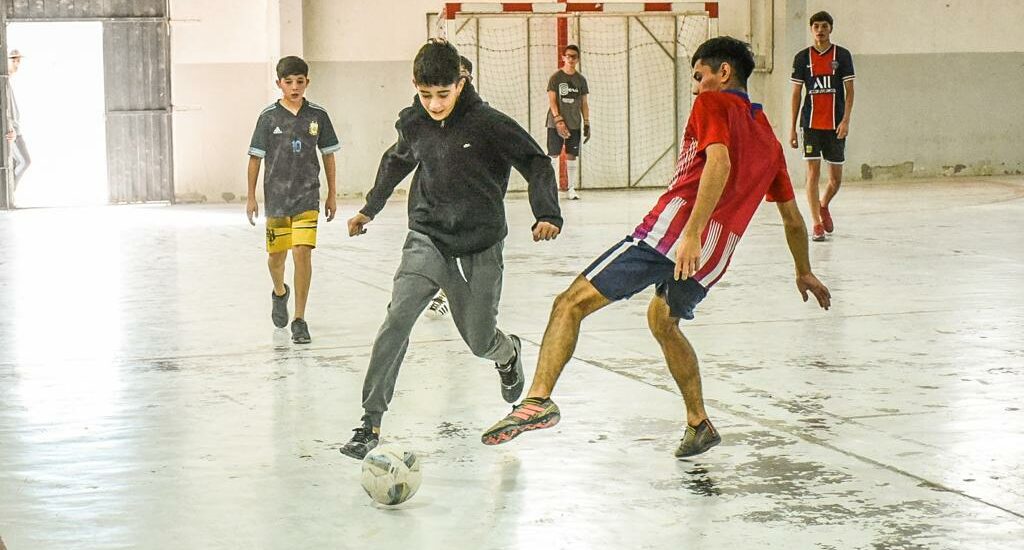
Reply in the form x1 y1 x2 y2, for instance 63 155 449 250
547 44 590 200
789 11 855 242
246 56 340 344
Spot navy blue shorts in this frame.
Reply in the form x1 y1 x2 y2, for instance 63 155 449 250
581 237 707 320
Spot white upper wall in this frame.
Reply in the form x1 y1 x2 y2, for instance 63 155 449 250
171 0 273 64
303 0 441 62
303 0 752 62
806 0 1024 55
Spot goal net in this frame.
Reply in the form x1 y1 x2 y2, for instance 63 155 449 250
429 3 718 191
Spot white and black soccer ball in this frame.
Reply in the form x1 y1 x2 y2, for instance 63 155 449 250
360 445 422 506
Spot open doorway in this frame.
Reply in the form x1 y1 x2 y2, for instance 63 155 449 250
7 22 107 207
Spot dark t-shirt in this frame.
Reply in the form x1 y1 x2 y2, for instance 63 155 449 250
248 99 340 218
546 70 589 130
790 44 855 130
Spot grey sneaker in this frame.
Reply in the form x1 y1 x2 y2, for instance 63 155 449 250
291 318 311 344
674 419 721 458
340 425 379 460
495 334 524 403
271 284 290 328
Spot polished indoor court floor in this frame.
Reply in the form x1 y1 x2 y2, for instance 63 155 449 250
1 177 1022 549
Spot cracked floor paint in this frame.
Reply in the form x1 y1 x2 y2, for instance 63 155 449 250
1 178 1022 549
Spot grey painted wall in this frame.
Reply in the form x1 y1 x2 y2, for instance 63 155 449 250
306 60 417 198
844 52 1024 179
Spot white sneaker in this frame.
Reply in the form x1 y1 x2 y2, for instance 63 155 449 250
425 290 449 319
566 187 580 200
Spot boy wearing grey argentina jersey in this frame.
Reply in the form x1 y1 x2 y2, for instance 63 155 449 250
246 56 340 345
546 44 590 200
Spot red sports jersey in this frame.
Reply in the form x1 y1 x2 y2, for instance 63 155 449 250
631 90 795 289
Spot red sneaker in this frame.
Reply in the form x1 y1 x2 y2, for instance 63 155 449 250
820 204 834 233
812 224 826 242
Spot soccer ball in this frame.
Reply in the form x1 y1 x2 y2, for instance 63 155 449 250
360 445 422 506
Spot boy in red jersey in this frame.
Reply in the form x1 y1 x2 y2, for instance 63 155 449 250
482 37 832 458
789 11 856 241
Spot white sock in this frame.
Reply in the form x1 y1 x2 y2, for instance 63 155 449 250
566 159 579 191
550 156 560 184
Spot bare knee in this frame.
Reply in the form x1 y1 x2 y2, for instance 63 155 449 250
647 299 680 342
552 289 587 321
291 245 312 262
268 251 287 269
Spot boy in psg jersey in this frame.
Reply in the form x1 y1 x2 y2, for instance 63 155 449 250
246 56 341 344
482 37 832 458
789 11 855 242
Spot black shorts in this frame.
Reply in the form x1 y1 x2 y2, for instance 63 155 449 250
802 128 846 164
547 128 582 156
581 237 707 320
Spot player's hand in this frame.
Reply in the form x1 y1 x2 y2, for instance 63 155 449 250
246 197 259 226
796 272 831 310
556 120 571 139
788 129 798 149
532 221 560 241
836 120 850 140
673 233 702 280
583 123 592 144
324 194 337 222
347 212 371 237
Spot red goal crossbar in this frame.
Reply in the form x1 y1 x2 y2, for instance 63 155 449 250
442 2 719 19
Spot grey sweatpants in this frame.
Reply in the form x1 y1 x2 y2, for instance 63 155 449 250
11 135 30 190
360 230 516 427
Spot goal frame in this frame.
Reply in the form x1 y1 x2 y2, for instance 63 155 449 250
430 2 719 190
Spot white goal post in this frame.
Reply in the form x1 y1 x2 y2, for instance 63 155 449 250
428 2 719 190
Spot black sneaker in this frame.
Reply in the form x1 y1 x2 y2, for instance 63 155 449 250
271 284 290 328
291 318 311 344
674 419 721 458
495 334 524 403
340 425 379 460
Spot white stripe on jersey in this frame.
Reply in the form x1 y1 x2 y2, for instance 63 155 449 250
307 102 329 113
665 218 722 264
700 220 723 266
695 231 739 287
643 197 685 248
585 240 635 281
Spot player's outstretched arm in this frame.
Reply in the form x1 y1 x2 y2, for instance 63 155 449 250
776 199 831 309
360 126 418 224
494 113 563 241
675 143 730 280
788 83 803 148
246 156 261 226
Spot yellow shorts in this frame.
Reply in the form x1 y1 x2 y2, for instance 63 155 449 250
266 210 318 253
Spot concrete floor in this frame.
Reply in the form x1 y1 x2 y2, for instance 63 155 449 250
1 177 1023 549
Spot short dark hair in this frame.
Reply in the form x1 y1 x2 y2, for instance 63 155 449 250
276 56 308 80
459 55 473 75
414 40 461 86
690 36 755 89
564 44 580 55
809 11 833 27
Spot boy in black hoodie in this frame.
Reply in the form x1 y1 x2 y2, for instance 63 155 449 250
340 40 563 459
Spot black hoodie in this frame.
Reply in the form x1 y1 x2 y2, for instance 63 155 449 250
360 84 563 258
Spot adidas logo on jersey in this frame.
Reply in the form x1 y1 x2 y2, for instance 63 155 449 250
273 127 283 134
